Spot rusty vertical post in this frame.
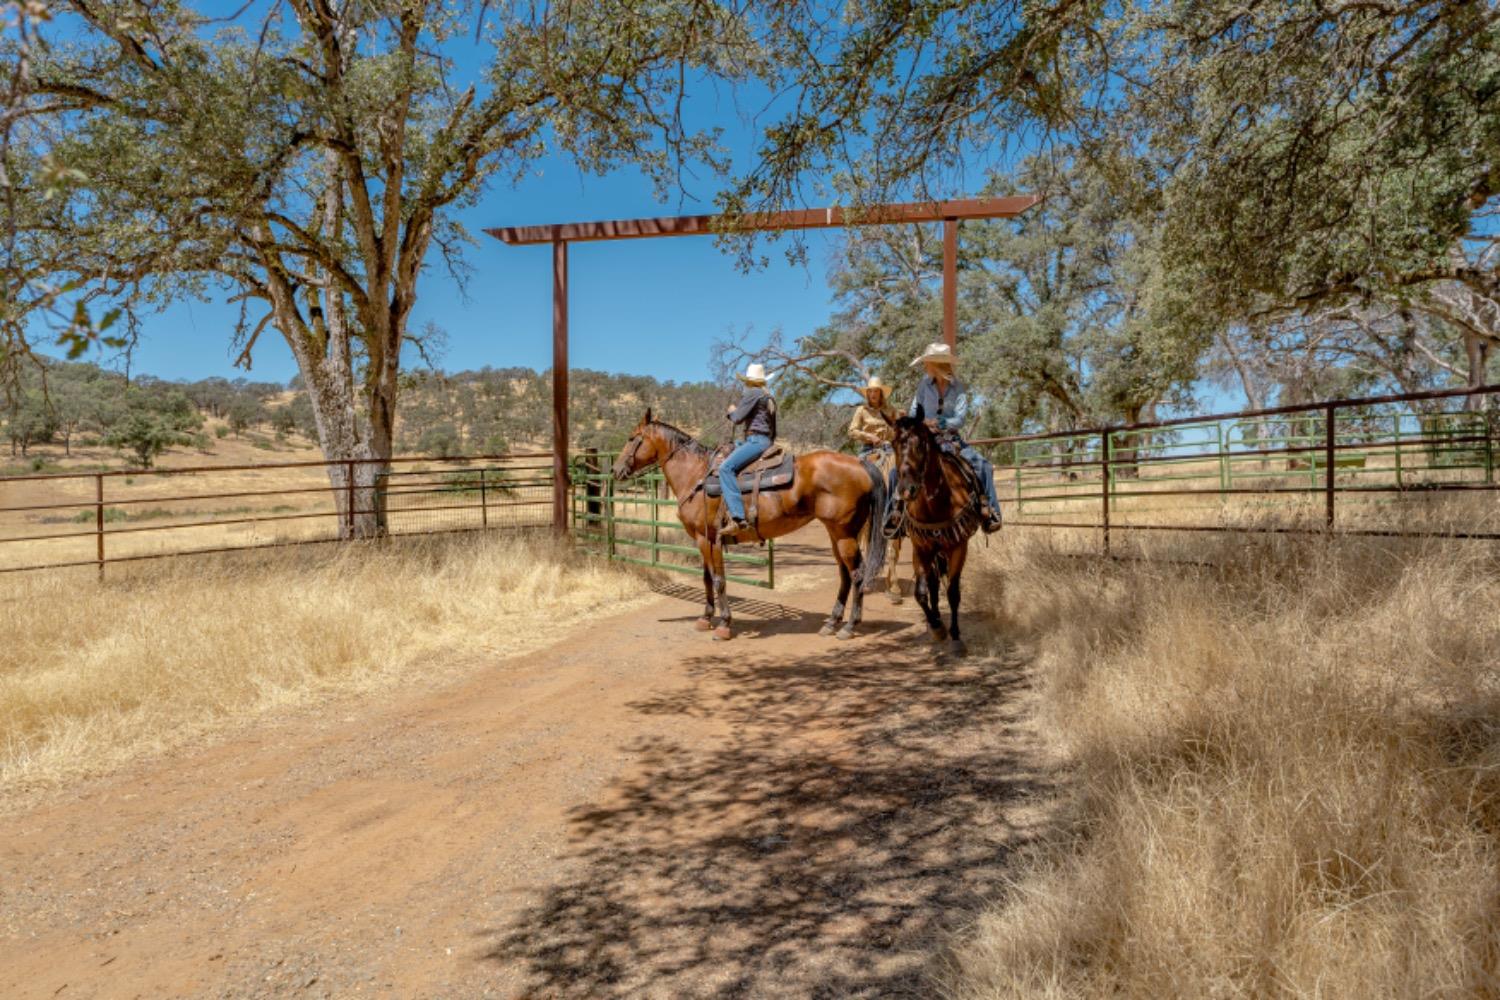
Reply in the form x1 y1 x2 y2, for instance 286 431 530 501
1100 430 1111 557
94 473 104 580
1325 403 1336 528
942 217 958 349
479 467 488 528
553 239 569 534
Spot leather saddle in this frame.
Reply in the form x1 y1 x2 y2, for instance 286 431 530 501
705 445 796 497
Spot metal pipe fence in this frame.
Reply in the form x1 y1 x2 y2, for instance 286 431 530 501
568 451 774 589
0 452 556 576
971 383 1500 554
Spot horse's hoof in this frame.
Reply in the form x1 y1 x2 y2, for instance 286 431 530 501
818 622 839 638
947 638 968 657
888 593 904 605
713 625 733 641
836 625 857 641
929 626 948 643
695 617 713 632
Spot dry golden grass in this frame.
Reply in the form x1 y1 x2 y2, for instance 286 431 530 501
0 533 651 800
946 527 1500 999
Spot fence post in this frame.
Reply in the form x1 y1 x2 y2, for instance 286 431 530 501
1100 430 1111 557
649 475 661 569
345 459 355 538
606 470 617 558
1394 413 1403 489
1325 404 1336 528
1218 422 1228 493
1486 408 1495 485
95 473 105 580
479 467 488 528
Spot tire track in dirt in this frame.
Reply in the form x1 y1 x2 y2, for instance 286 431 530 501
0 534 1053 998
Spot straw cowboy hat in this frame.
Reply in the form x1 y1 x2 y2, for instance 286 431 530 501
736 362 771 385
910 342 958 368
863 375 890 401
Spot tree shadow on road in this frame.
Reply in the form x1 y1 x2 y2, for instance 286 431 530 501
479 628 1053 998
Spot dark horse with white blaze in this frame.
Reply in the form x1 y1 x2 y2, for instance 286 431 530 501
888 407 984 656
612 410 887 641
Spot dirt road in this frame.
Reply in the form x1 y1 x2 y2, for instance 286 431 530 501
0 538 1051 998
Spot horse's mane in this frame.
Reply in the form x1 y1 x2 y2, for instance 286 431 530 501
648 419 710 457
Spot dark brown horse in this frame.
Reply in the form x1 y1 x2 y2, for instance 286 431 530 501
612 410 886 641
888 408 985 656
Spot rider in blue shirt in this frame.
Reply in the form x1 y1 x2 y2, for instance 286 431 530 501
720 362 776 539
908 342 1002 533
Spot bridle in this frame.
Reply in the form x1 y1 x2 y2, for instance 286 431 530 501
618 424 682 481
893 425 980 538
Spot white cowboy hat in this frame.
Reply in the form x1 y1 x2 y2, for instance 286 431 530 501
863 376 889 399
910 342 958 368
737 362 771 385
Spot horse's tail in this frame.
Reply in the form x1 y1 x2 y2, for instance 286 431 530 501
858 457 889 593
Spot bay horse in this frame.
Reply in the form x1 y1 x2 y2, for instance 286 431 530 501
888 407 985 656
611 410 886 641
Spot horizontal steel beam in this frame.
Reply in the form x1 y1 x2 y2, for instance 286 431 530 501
484 195 1042 246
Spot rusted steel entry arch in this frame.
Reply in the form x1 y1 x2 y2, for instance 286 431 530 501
485 195 1041 531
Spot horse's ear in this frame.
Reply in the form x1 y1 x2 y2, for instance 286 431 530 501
642 407 653 426
913 404 926 423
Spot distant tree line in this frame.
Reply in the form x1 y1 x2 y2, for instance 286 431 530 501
3 360 286 467
5 358 842 470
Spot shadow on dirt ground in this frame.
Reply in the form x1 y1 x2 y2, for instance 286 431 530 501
480 613 1053 998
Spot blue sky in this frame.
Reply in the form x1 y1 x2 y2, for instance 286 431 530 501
130 163 849 387
81 8 863 389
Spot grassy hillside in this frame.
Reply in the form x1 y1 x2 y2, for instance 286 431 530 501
4 357 853 475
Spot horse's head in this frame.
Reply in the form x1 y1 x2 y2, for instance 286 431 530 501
613 408 667 480
892 405 937 503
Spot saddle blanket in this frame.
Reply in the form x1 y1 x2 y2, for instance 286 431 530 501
705 450 796 497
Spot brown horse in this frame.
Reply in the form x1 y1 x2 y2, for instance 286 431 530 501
888 408 985 656
612 410 886 641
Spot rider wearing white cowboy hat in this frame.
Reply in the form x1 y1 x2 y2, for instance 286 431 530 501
908 342 1002 532
720 362 777 539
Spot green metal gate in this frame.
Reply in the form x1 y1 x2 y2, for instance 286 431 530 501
569 457 775 589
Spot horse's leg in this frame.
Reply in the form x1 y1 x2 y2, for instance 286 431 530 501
819 530 853 637
918 551 947 642
887 536 904 604
945 542 968 656
910 547 943 638
695 538 715 631
710 541 733 641
835 534 864 640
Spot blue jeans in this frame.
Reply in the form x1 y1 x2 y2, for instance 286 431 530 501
720 435 771 521
960 444 1001 517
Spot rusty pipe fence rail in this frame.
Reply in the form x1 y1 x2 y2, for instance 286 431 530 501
970 383 1500 555
0 452 557 576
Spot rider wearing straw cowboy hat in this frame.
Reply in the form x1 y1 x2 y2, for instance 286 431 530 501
848 375 897 453
909 342 1003 533
720 362 777 539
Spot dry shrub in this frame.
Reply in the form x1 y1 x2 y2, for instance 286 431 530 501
0 533 650 798
945 528 1500 999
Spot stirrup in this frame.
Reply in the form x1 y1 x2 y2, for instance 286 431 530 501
982 507 1002 534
